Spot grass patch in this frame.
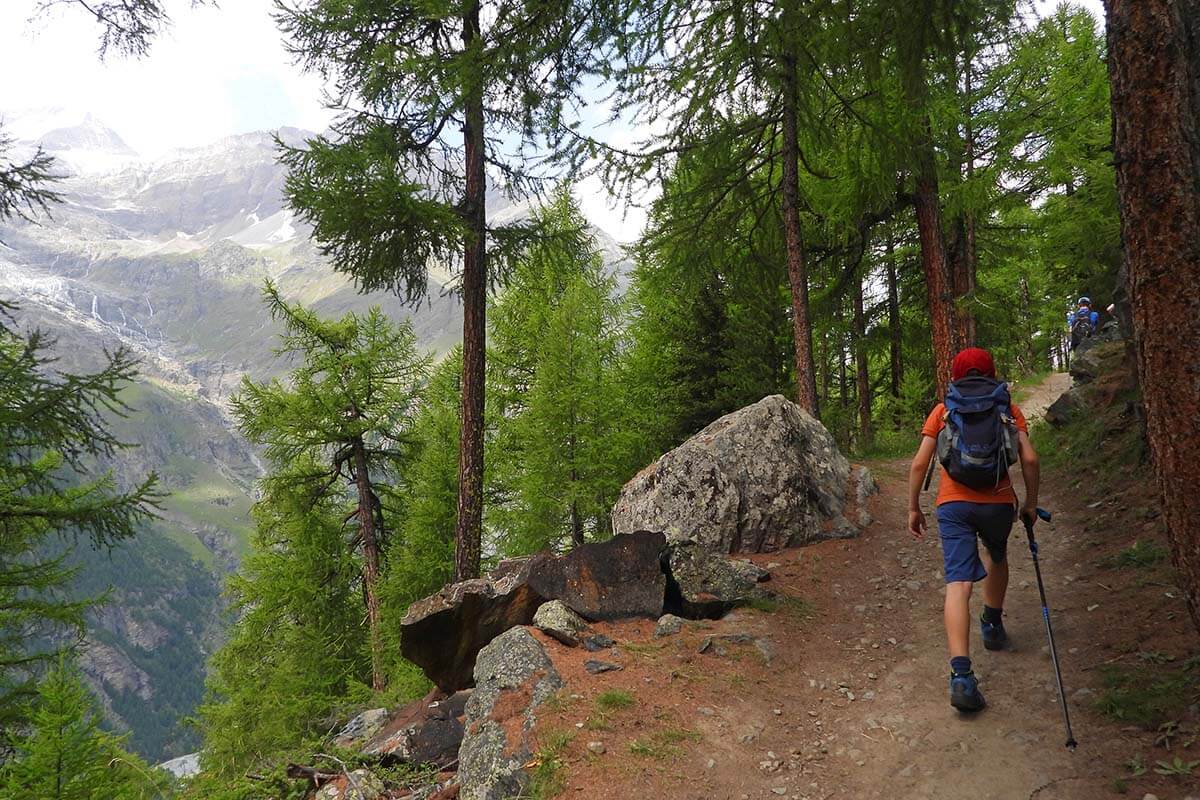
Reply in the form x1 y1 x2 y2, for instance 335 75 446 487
1095 664 1200 728
525 730 572 800
628 727 701 760
1103 540 1168 569
595 689 635 712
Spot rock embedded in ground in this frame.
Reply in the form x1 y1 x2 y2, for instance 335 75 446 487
654 613 686 637
457 628 563 800
664 540 772 619
533 600 590 646
314 768 385 800
584 659 623 674
583 634 615 651
359 691 469 769
611 394 854 553
333 708 389 750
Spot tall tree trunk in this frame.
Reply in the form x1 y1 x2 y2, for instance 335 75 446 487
780 57 819 414
454 0 485 582
1019 275 1037 372
949 55 979 348
913 135 957 399
836 304 848 408
351 439 384 691
885 233 903 398
853 268 872 450
1105 0 1200 633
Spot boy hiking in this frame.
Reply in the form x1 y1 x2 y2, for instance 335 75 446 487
907 348 1041 712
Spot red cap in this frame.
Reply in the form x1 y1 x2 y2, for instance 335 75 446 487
951 347 996 381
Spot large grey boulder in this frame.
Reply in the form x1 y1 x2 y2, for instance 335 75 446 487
458 628 563 800
611 395 853 552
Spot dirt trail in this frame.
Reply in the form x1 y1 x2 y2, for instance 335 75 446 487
538 373 1197 800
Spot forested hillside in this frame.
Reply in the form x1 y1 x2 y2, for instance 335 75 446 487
1 0 1198 797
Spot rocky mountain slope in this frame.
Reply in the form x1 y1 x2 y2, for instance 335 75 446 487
0 111 629 761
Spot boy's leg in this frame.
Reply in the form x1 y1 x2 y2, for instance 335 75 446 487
945 580 974 657
936 503 989 711
977 504 1016 649
980 551 1009 610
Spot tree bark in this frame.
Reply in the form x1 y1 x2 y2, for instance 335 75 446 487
454 0 486 582
853 267 872 450
351 438 384 691
780 56 819 414
949 56 979 348
1105 0 1200 633
912 135 957 399
885 233 903 398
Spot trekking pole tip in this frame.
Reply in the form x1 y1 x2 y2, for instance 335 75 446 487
1065 738 1078 751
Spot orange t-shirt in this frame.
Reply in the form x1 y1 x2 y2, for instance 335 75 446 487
921 402 1028 506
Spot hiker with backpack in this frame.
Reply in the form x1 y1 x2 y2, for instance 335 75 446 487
906 347 1042 712
1067 296 1100 351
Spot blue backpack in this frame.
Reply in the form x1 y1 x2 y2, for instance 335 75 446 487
936 376 1019 489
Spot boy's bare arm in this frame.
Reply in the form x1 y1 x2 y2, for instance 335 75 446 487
1017 429 1040 523
908 436 937 538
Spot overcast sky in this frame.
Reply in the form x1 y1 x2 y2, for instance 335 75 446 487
0 0 1106 242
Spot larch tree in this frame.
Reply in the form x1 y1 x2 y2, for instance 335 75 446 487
0 659 165 800
583 0 857 413
1103 0 1200 633
0 312 159 724
275 0 613 581
232 283 429 690
488 188 626 553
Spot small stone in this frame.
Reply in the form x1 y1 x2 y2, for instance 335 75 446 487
584 660 623 674
774 708 783 715
583 634 615 652
655 613 686 637
587 741 606 755
533 600 590 646
706 758 716 769
886 637 897 645
1141 794 1159 800
867 672 877 680
772 789 788 796
697 706 715 716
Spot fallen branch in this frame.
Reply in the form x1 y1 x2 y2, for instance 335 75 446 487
286 763 340 787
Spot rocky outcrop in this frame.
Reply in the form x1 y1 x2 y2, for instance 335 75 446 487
402 532 665 691
458 628 563 800
611 395 853 553
663 540 771 619
400 571 546 693
491 531 667 621
333 709 389 750
1070 340 1125 384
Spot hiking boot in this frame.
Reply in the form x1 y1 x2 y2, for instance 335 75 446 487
950 671 986 712
981 617 1008 651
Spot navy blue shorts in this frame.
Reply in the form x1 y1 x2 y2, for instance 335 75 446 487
936 502 1016 583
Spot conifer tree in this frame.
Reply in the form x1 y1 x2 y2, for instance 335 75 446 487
0 659 166 799
488 189 627 552
0 314 159 723
274 0 613 580
232 283 429 690
197 476 369 775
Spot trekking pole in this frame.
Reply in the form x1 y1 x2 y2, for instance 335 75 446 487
1024 507 1078 750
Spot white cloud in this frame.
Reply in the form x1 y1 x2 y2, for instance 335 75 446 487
0 0 333 157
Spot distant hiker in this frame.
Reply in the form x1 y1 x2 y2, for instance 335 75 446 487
906 347 1041 713
1067 297 1100 350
